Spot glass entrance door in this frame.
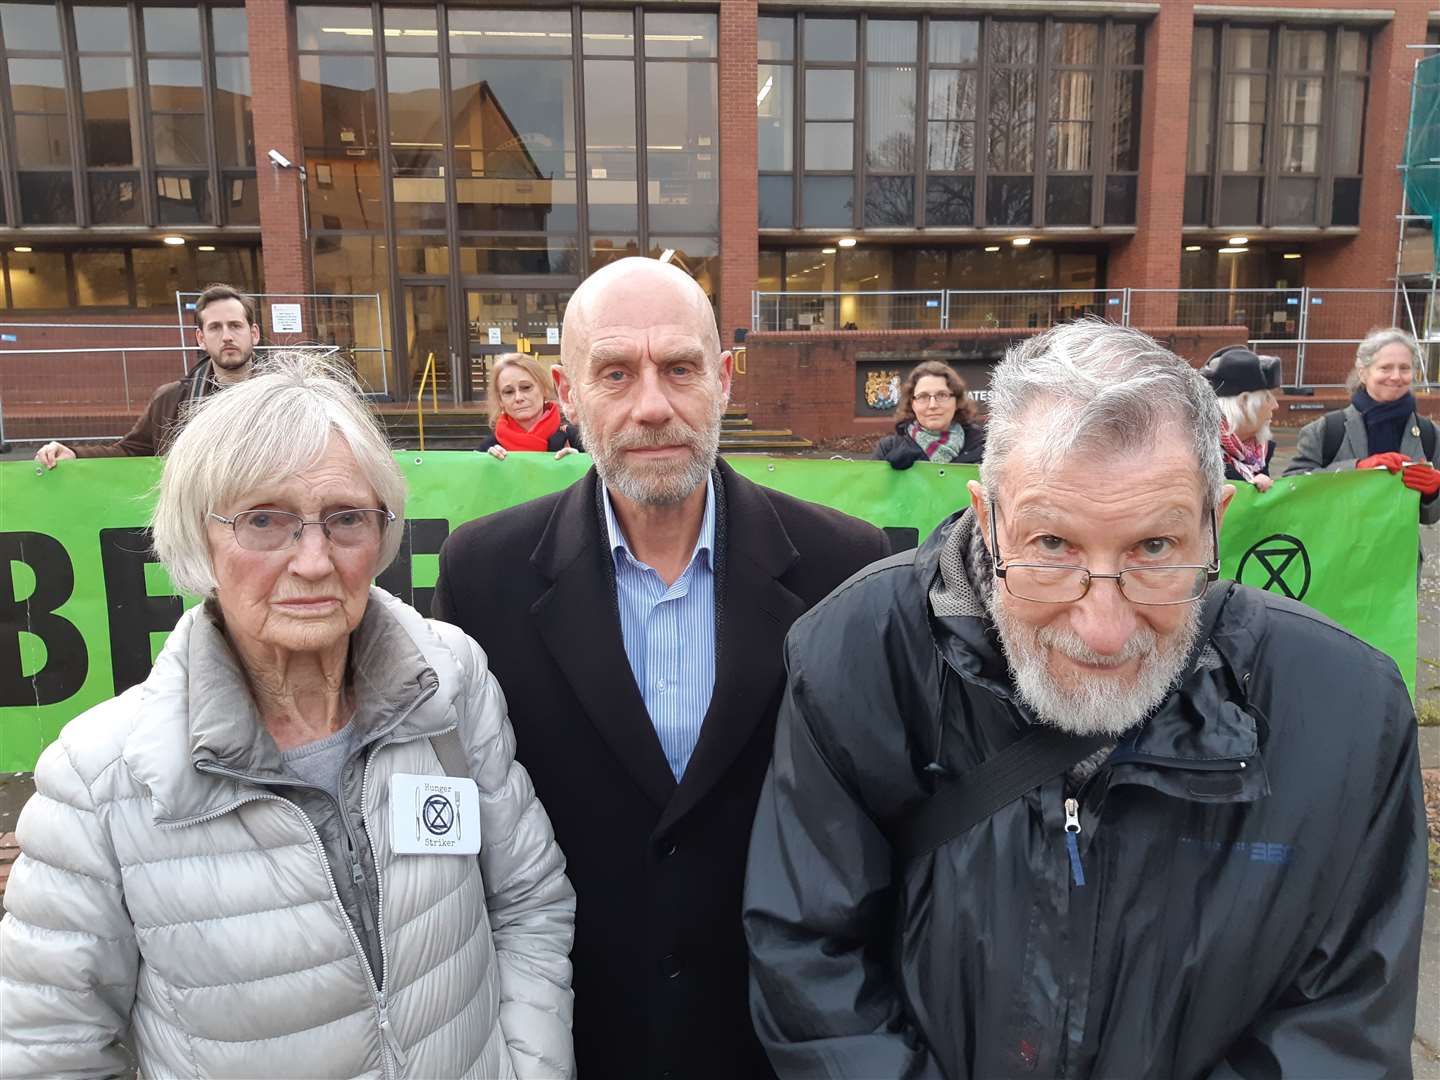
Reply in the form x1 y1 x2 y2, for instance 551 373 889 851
465 289 571 403
402 283 451 403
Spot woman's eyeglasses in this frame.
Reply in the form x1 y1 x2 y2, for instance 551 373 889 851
209 509 394 551
913 392 955 405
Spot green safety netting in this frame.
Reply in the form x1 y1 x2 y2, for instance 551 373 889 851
1404 54 1440 261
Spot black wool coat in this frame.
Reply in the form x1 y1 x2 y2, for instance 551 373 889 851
433 459 890 1080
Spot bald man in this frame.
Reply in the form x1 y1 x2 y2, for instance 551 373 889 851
435 259 888 1080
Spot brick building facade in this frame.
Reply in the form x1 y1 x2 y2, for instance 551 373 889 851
0 0 1433 441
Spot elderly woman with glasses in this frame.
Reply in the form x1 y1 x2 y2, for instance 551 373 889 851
873 360 986 470
0 352 576 1079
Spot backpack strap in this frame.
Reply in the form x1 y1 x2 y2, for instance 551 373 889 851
1320 409 1346 467
1421 416 1436 463
429 728 470 778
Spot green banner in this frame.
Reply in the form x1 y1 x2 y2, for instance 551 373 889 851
0 455 1418 771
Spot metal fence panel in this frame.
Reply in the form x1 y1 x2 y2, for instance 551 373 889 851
944 289 1126 330
753 291 946 332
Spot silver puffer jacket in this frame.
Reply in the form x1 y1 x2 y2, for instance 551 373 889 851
0 587 576 1079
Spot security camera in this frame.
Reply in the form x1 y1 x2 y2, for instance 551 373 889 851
267 149 292 169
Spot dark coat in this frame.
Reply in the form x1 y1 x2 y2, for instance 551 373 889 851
744 510 1426 1080
434 459 889 1080
477 421 583 454
872 421 985 470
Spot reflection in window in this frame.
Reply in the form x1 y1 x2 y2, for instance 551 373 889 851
651 238 718 307
301 53 383 230
645 60 718 233
447 8 571 55
8 248 69 307
74 249 130 305
586 57 639 231
459 235 578 275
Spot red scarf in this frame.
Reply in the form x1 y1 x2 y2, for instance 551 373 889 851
495 400 563 451
1219 419 1266 482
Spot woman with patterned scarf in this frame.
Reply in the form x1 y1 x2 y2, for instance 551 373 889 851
1284 328 1440 526
478 352 584 460
1201 345 1281 493
873 360 985 470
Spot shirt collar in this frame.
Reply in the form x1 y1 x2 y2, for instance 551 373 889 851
601 472 716 574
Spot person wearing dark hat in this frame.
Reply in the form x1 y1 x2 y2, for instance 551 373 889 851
1201 344 1281 492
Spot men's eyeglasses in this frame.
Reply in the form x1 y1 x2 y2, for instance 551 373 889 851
988 502 1219 606
913 392 955 405
209 508 394 552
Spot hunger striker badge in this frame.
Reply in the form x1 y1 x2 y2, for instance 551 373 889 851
390 773 482 855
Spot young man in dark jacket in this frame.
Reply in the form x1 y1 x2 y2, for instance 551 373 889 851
435 258 888 1080
744 320 1426 1079
34 282 261 468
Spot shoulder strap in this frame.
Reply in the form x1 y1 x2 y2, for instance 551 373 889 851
429 728 470 778
891 583 1235 864
1320 409 1346 467
1421 417 1436 462
890 727 1110 863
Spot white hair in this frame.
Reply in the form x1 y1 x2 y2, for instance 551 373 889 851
979 319 1225 513
1350 327 1422 390
151 350 406 596
1216 389 1273 444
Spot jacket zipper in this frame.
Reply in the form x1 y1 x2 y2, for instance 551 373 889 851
188 770 398 1080
1063 797 1085 887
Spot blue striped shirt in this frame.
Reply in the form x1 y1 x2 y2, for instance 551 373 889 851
602 477 717 780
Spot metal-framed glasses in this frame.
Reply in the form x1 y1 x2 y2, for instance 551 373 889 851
913 391 955 405
988 503 1220 606
210 508 395 552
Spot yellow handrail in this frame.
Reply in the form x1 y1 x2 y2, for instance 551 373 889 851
416 351 437 452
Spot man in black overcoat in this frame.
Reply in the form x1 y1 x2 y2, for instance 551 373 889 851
434 257 889 1080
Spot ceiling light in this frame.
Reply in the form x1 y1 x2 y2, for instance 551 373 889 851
1012 236 1032 247
821 247 837 254
163 235 186 246
1185 244 1202 252
837 237 857 248
1218 246 1247 254
1227 235 1249 246
984 245 1000 253
13 246 31 253
1283 252 1302 260
197 245 216 252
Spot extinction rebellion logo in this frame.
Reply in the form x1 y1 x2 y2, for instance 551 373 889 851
422 793 456 836
1237 534 1312 601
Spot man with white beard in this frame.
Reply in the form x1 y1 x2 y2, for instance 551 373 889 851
433 257 887 1080
743 319 1426 1080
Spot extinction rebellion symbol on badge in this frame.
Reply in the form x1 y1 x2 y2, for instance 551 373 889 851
422 793 456 836
1237 533 1311 601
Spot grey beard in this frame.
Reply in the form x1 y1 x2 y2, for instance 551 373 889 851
585 395 724 507
983 586 1202 737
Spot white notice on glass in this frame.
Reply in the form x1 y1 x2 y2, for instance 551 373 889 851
546 326 559 345
270 304 303 334
487 327 502 345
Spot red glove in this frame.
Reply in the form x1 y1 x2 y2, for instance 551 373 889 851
1356 452 1410 473
1400 463 1440 497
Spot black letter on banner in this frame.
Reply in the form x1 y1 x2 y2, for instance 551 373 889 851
376 518 450 618
99 527 184 695
0 531 88 706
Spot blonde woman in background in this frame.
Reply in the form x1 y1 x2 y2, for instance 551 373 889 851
479 352 584 460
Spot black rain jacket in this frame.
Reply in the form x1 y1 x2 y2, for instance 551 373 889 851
744 510 1426 1080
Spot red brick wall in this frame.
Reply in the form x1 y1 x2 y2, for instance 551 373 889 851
718 0 758 350
248 0 310 297
734 325 1241 439
1106 1 1193 313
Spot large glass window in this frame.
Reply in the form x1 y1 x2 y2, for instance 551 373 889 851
1188 21 1366 228
0 241 259 309
644 11 718 233
761 15 1142 232
585 13 639 232
0 1 252 227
